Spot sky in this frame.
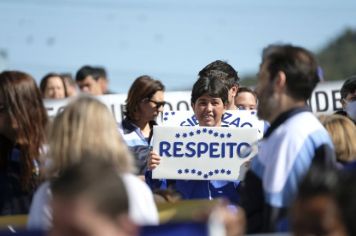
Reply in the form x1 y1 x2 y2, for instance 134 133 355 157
0 0 355 92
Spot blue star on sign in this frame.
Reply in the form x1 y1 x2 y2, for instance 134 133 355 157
214 169 219 174
164 117 168 121
182 133 188 138
227 133 232 138
191 169 196 174
164 112 169 116
221 169 225 173
226 170 231 175
197 171 202 176
203 128 207 133
189 131 194 136
172 112 175 115
185 169 189 173
196 130 201 134
208 130 213 134
203 174 208 179
175 133 180 138
214 132 219 137
178 169 183 174
209 171 213 176
220 133 225 138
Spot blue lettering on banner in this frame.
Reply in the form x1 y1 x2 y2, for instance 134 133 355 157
237 142 252 158
159 141 253 159
197 142 209 157
159 141 172 157
209 142 220 158
230 117 240 127
241 122 252 127
221 112 233 125
173 142 184 157
186 142 196 157
180 115 199 126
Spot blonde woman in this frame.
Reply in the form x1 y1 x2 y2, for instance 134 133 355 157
28 96 158 230
319 114 356 165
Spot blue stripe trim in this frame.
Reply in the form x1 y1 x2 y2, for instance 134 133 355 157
265 129 333 207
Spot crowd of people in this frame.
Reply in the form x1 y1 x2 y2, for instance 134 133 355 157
0 43 356 236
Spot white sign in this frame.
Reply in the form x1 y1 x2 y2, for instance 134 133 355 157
43 80 344 121
159 110 265 139
152 126 258 181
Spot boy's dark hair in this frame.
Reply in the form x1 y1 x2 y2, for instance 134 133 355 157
198 60 240 89
75 65 101 82
94 66 107 80
191 76 228 105
51 158 129 220
262 44 319 101
340 75 356 99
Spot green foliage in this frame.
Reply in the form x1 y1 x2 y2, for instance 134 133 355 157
241 28 356 86
317 28 356 81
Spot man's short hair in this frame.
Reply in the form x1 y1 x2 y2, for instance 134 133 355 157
198 60 240 88
262 44 320 101
75 65 101 82
340 75 356 99
51 158 129 220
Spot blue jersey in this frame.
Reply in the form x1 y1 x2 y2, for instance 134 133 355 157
241 107 335 233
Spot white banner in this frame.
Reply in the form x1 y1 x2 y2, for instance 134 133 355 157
43 80 344 121
151 126 258 181
159 110 265 139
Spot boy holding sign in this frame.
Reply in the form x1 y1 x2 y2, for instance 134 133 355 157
146 76 254 204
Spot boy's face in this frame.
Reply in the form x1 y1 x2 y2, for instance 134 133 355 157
192 94 225 127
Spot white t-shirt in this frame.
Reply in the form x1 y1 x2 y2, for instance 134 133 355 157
27 173 159 230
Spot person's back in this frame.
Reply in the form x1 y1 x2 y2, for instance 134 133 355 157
240 44 335 233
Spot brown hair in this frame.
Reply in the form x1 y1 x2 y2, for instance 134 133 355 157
124 75 165 121
0 71 48 190
40 73 68 98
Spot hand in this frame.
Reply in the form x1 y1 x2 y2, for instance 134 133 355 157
148 150 161 170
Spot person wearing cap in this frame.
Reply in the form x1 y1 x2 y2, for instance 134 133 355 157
336 76 356 124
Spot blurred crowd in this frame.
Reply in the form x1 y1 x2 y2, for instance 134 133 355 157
0 44 356 236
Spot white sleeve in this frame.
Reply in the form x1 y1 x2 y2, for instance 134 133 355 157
121 173 159 225
27 181 53 230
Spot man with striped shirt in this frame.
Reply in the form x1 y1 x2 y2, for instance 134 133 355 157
240 44 335 233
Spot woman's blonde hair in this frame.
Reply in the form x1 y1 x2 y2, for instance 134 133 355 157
319 114 356 163
47 96 134 176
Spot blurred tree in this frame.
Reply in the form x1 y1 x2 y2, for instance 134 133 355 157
241 28 356 86
317 28 356 81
